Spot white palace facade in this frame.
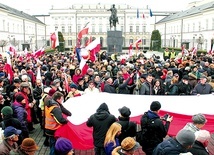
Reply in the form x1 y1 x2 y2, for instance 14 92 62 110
0 0 213 52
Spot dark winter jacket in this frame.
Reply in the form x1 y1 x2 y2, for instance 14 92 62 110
189 140 209 155
140 111 170 154
139 81 153 95
153 138 188 155
12 101 29 139
117 116 137 143
86 103 117 147
192 83 213 95
103 83 117 93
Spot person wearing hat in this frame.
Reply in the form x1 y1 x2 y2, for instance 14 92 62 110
112 137 140 155
139 101 173 155
65 83 81 100
15 82 35 132
0 106 23 144
103 76 117 93
86 103 117 155
18 137 39 155
0 126 22 154
12 94 29 140
45 91 71 155
7 78 21 102
117 106 137 143
183 113 207 133
192 75 213 95
153 129 196 154
177 75 192 95
55 137 74 155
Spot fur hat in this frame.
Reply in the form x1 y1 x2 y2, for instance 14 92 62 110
1 106 13 116
176 129 195 147
121 137 140 151
55 137 73 155
150 101 161 111
118 106 131 117
21 138 39 152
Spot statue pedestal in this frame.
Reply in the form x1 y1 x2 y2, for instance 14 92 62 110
107 30 123 53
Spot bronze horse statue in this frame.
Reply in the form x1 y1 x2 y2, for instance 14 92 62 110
109 15 118 30
108 4 119 30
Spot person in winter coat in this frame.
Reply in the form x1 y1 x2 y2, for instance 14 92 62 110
45 91 71 155
86 103 117 155
189 130 210 155
12 94 29 139
140 101 173 155
183 113 207 133
0 106 23 145
153 129 196 155
117 106 136 143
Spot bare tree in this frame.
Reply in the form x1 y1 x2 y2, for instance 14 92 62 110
0 40 8 52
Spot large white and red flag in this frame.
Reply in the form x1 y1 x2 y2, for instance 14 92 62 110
50 31 59 49
55 93 214 150
85 38 100 62
191 44 198 57
9 45 16 56
79 48 89 75
3 52 14 83
78 27 89 40
135 38 142 50
33 48 45 58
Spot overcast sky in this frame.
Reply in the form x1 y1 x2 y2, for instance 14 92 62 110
0 0 196 15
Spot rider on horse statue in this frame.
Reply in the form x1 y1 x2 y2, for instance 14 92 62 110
107 4 119 30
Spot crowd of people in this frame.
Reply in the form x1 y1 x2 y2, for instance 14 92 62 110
0 47 213 154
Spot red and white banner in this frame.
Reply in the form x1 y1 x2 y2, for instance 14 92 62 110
55 93 214 150
135 38 142 50
50 31 59 49
85 38 100 62
9 45 16 56
78 27 89 40
128 43 133 57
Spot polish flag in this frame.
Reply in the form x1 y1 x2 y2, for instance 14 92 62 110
50 31 59 49
9 45 16 56
135 38 142 50
79 48 89 75
208 43 214 55
36 67 42 81
78 27 89 40
55 93 214 150
85 38 100 62
3 52 14 83
191 44 197 57
33 48 45 58
128 43 133 57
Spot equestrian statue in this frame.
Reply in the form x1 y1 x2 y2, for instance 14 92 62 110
107 4 119 30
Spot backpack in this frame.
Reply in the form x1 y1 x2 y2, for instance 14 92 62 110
136 112 157 146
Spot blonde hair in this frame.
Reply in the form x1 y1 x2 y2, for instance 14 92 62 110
104 122 122 147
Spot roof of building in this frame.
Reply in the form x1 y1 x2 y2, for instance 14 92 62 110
156 1 214 24
0 3 45 25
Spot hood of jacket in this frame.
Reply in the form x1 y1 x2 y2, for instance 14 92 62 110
94 103 111 120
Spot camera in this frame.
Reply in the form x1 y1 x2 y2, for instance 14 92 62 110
163 113 169 120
